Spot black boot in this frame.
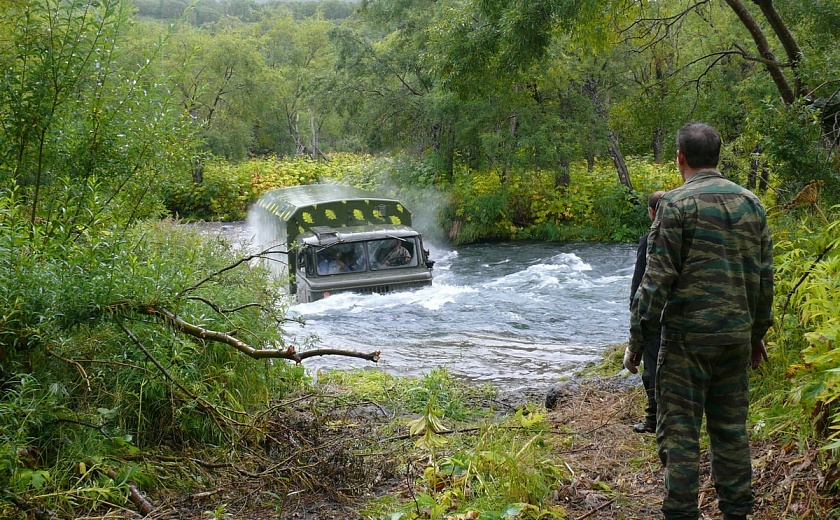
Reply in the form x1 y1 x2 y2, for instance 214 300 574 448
633 422 655 433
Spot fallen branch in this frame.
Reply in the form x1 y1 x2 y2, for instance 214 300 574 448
1 488 55 520
116 318 268 444
140 304 380 363
116 318 199 401
90 462 155 517
574 498 616 520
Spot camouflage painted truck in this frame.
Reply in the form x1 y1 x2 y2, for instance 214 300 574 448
251 184 435 302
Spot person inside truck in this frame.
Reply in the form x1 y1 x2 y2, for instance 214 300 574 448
376 239 412 268
328 250 350 274
317 250 332 275
316 248 346 274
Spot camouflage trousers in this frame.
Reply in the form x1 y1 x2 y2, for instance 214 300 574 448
655 333 753 520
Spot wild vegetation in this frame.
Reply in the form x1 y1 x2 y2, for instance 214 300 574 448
1 0 839 518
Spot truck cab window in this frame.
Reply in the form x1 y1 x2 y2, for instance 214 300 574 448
371 238 416 270
317 244 368 275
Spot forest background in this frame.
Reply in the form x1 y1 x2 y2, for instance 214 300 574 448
2 0 840 518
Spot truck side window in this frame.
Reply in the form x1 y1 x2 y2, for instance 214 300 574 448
299 251 313 276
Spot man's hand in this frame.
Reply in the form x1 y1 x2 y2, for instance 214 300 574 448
751 339 769 369
623 347 642 374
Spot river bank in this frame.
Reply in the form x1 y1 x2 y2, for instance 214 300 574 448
131 366 835 520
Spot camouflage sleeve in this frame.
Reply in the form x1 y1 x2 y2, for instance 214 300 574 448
629 199 681 353
751 216 774 342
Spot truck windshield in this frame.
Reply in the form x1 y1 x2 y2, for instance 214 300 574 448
369 238 417 270
314 238 418 275
316 243 368 275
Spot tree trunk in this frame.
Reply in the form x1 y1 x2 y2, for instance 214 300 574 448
430 120 456 180
192 156 204 184
652 127 666 164
748 147 771 193
608 130 633 190
586 152 595 173
723 0 795 104
555 159 570 188
759 164 769 193
444 125 455 180
309 107 318 159
751 0 803 97
308 107 328 161
292 112 306 156
650 50 673 164
748 154 759 190
582 75 633 190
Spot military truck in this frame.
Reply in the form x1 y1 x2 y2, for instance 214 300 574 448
251 184 434 302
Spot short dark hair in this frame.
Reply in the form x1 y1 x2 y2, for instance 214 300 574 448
676 123 721 169
648 190 666 210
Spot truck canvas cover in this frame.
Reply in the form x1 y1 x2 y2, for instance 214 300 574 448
254 184 413 246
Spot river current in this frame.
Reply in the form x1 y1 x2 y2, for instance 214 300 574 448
200 222 638 391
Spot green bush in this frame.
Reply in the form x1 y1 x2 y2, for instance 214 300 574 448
438 156 682 243
164 160 253 221
0 212 306 515
161 152 686 245
762 209 840 448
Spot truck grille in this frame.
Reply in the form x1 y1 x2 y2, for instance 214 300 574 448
348 280 430 296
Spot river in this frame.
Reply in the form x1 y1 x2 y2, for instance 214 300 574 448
200 222 638 392
285 240 637 391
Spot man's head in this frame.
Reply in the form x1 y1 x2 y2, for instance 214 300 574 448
648 190 666 221
676 123 721 174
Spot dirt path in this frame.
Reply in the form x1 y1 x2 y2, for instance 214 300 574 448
543 378 836 520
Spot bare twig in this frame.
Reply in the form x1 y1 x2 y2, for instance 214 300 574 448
115 318 235 442
186 295 263 314
179 247 287 296
116 318 198 400
574 497 617 520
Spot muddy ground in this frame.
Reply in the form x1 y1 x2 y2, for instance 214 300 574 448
64 377 838 520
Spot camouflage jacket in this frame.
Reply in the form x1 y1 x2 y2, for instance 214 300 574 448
629 170 774 352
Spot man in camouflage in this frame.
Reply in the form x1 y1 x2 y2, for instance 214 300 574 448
625 123 774 520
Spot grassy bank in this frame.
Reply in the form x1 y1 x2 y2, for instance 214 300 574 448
104 355 837 519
